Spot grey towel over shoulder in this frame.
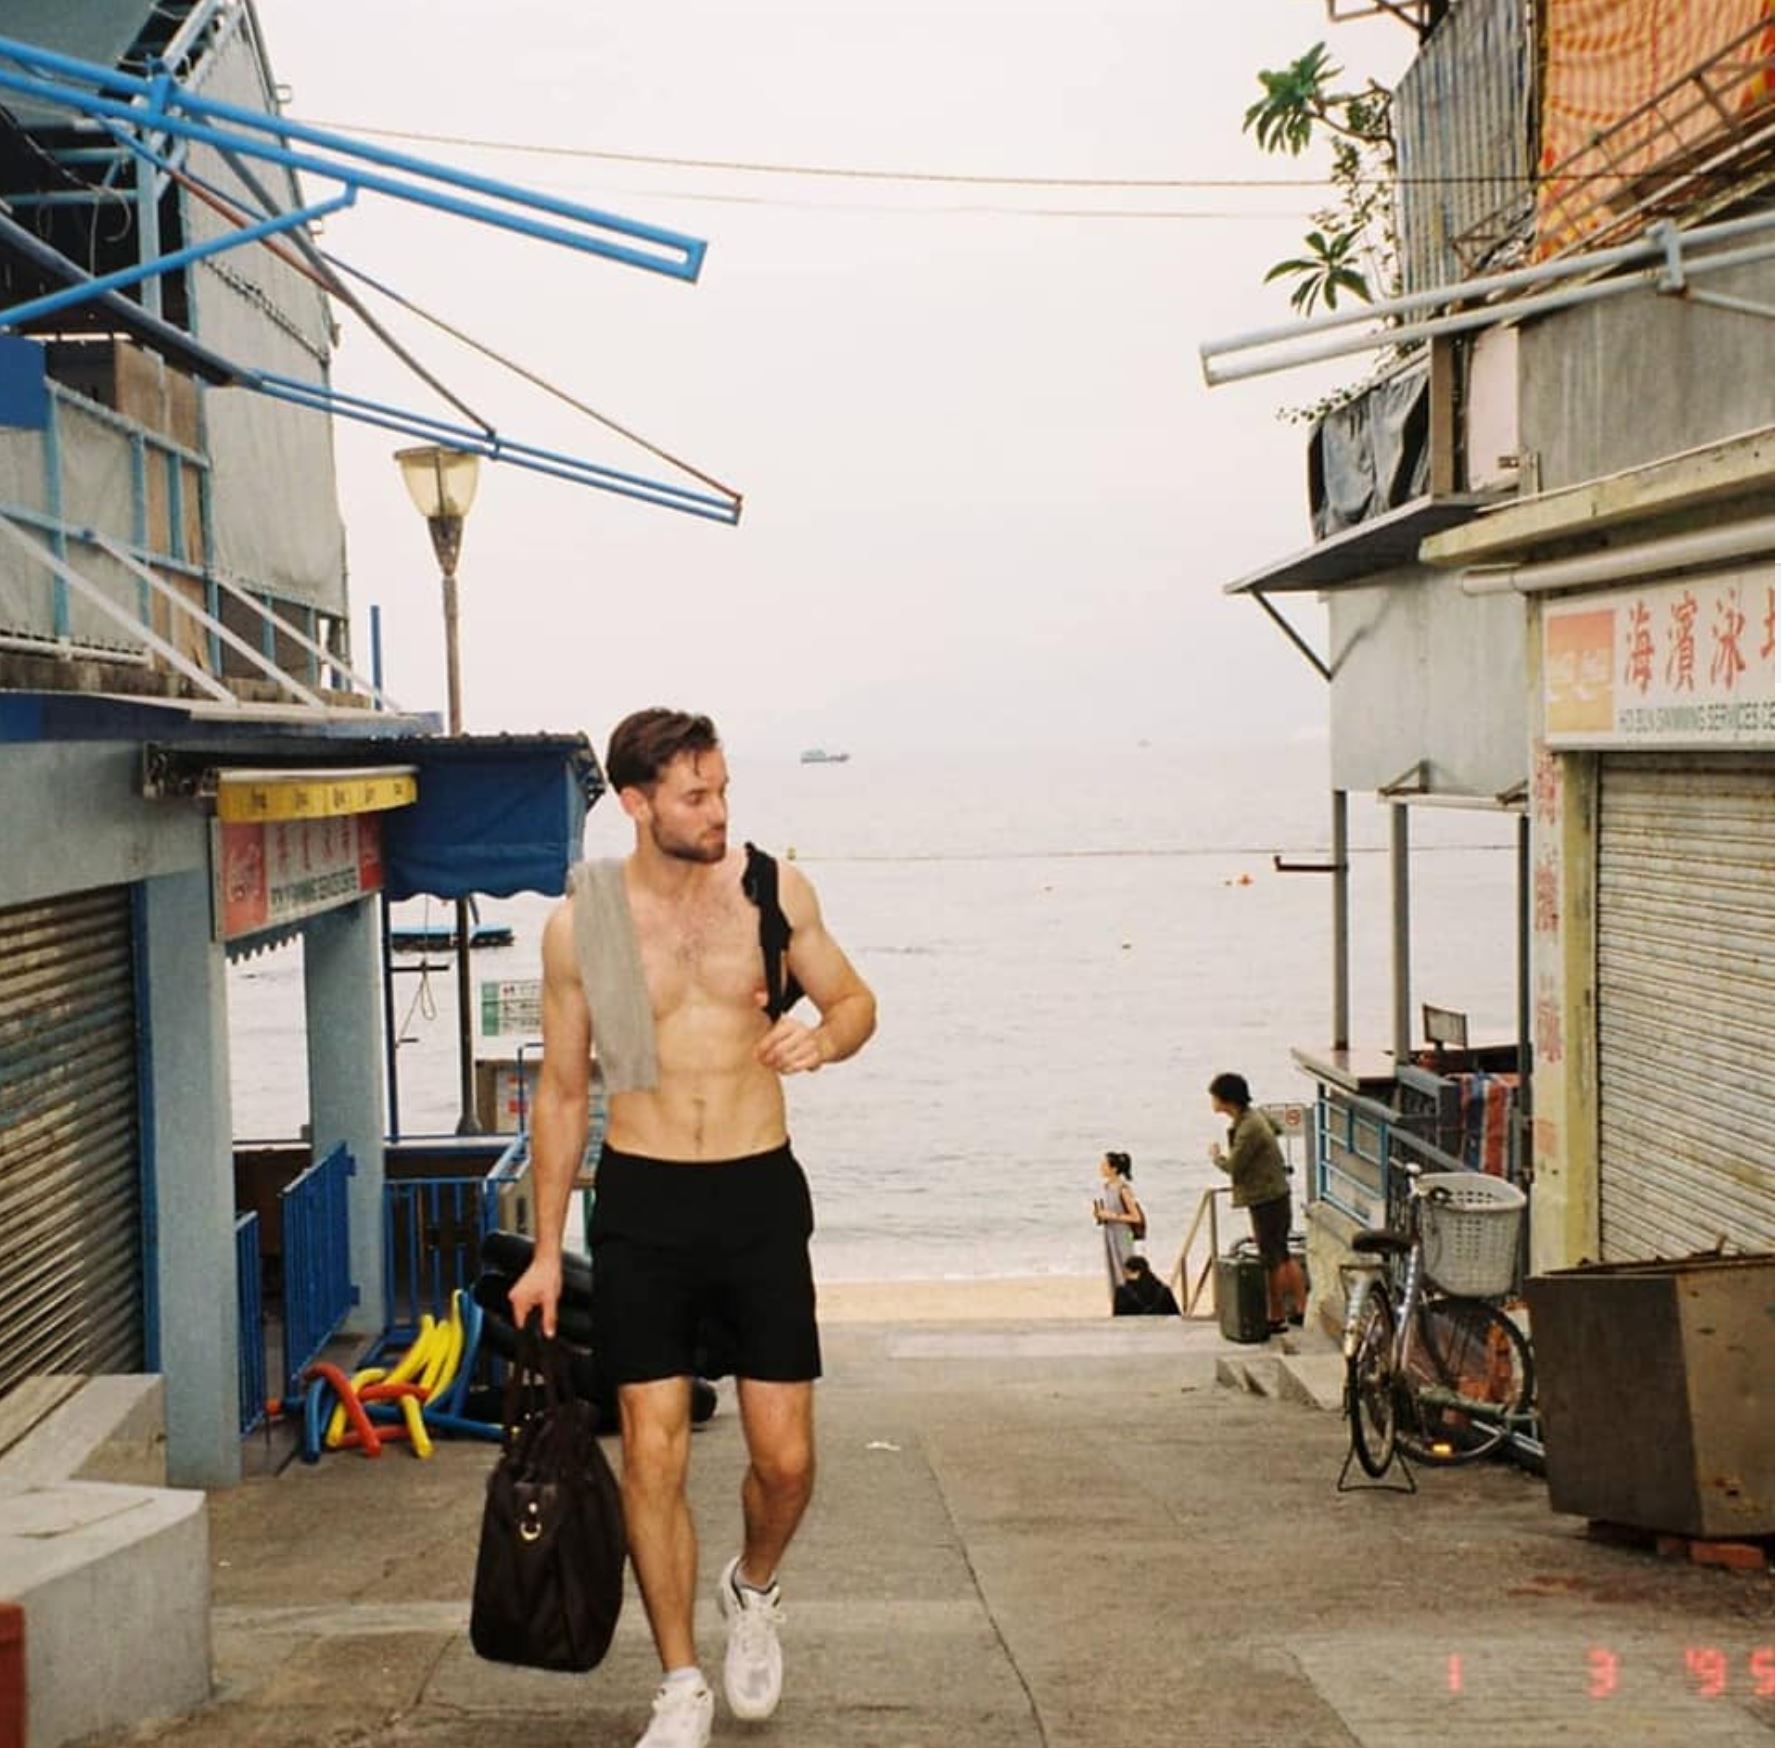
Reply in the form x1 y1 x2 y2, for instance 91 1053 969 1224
566 859 658 1095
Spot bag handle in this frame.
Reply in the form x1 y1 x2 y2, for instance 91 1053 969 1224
502 1313 574 1451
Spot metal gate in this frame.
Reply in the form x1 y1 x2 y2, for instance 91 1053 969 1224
0 887 145 1400
1597 752 1775 1260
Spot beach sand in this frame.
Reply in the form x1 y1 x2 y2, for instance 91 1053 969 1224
816 1274 1108 1323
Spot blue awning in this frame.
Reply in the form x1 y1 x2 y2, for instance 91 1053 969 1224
127 717 605 902
382 735 604 902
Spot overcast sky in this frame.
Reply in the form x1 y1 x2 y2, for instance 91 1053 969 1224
255 0 1416 757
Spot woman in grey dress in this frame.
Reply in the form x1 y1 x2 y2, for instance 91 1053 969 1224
1092 1150 1144 1301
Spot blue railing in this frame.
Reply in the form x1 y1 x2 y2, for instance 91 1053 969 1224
1313 1086 1473 1227
280 1143 357 1390
234 1212 266 1437
382 1137 532 1342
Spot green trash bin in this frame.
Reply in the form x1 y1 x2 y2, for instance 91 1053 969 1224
1524 1252 1774 1539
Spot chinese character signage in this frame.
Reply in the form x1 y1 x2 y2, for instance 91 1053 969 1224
1543 569 1776 748
213 813 384 941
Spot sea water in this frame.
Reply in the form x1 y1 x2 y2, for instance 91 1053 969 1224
226 740 1520 1283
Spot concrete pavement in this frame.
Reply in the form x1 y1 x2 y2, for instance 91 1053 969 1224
81 1316 1774 1747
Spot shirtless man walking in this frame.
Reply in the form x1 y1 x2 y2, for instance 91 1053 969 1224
509 709 876 1748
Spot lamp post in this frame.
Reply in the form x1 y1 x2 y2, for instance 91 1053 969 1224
395 444 482 1135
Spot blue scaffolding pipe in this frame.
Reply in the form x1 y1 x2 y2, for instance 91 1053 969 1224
0 36 743 522
0 35 707 281
251 373 743 523
0 188 356 329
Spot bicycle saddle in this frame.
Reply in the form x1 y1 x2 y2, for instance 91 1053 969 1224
1351 1228 1412 1257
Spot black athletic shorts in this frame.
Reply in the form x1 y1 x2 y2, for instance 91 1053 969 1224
1248 1194 1293 1268
588 1142 822 1386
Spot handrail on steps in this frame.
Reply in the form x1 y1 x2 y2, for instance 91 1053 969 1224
1169 1185 1235 1319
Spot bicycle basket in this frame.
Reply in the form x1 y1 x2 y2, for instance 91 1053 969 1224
1417 1172 1526 1297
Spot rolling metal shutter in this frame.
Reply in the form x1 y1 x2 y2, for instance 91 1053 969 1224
0 887 145 1400
1597 752 1775 1261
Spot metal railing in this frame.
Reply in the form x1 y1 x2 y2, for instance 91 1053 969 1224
1168 1185 1236 1318
1314 1085 1529 1294
382 1137 533 1341
279 1143 356 1390
1313 1086 1481 1223
234 1211 266 1436
1455 14 1776 273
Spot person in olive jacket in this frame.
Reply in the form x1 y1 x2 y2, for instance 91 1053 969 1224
1207 1071 1306 1333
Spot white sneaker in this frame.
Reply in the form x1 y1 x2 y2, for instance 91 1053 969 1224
636 1675 713 1748
717 1553 785 1720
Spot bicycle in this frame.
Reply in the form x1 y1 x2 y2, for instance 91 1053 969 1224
1339 1161 1536 1485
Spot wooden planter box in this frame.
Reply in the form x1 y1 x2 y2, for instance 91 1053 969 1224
1525 1252 1774 1539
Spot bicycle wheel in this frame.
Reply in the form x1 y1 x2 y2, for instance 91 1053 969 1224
1398 1297 1533 1466
1344 1282 1398 1477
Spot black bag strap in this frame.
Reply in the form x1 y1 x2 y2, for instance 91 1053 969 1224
741 842 805 1021
502 1315 573 1454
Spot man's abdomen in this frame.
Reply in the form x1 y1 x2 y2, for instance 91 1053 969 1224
605 1061 787 1162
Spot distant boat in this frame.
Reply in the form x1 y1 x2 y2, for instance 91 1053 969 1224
799 748 851 764
390 921 514 952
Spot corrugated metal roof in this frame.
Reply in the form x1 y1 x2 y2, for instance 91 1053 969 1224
1394 0 1533 289
143 728 607 809
0 1 157 127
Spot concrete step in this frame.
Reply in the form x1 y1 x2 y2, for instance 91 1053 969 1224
0 1478 210 1748
1215 1347 1347 1412
1276 1353 1347 1413
0 1378 209 1748
1215 1353 1281 1396
0 1376 168 1487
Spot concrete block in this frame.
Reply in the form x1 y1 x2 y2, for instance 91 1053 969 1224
0 1479 210 1748
0 1376 167 1488
1215 1355 1280 1397
1277 1354 1347 1414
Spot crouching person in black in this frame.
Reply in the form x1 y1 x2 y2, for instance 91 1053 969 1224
1113 1254 1180 1317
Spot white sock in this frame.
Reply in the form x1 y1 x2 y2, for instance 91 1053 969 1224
662 1666 704 1691
733 1560 776 1596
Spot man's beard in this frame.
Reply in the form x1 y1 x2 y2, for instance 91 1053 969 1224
652 820 726 865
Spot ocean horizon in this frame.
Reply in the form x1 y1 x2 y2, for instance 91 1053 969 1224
227 739 1521 1284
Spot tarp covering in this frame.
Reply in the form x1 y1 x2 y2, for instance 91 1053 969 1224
1308 364 1430 541
1537 0 1775 257
382 736 604 903
185 19 348 614
0 0 151 126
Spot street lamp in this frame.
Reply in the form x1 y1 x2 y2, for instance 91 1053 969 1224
395 445 480 735
395 444 482 1135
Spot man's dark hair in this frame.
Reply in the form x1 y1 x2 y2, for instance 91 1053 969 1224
606 709 719 792
1208 1071 1251 1109
1123 1254 1153 1276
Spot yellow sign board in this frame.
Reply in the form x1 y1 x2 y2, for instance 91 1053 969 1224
216 766 419 824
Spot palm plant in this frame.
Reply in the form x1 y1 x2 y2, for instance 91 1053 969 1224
1243 41 1399 320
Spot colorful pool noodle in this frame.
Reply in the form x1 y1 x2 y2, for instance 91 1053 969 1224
439 1293 483 1419
352 1381 436 1459
420 1297 464 1398
300 1374 331 1464
302 1361 382 1457
325 1366 388 1450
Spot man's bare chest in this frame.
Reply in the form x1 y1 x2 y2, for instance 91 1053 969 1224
632 890 762 1012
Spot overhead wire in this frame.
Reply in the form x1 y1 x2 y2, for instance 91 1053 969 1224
460 175 1316 220
297 118 1644 189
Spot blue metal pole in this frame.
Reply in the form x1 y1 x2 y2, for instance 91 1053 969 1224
0 189 355 328
250 375 742 521
0 45 706 280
